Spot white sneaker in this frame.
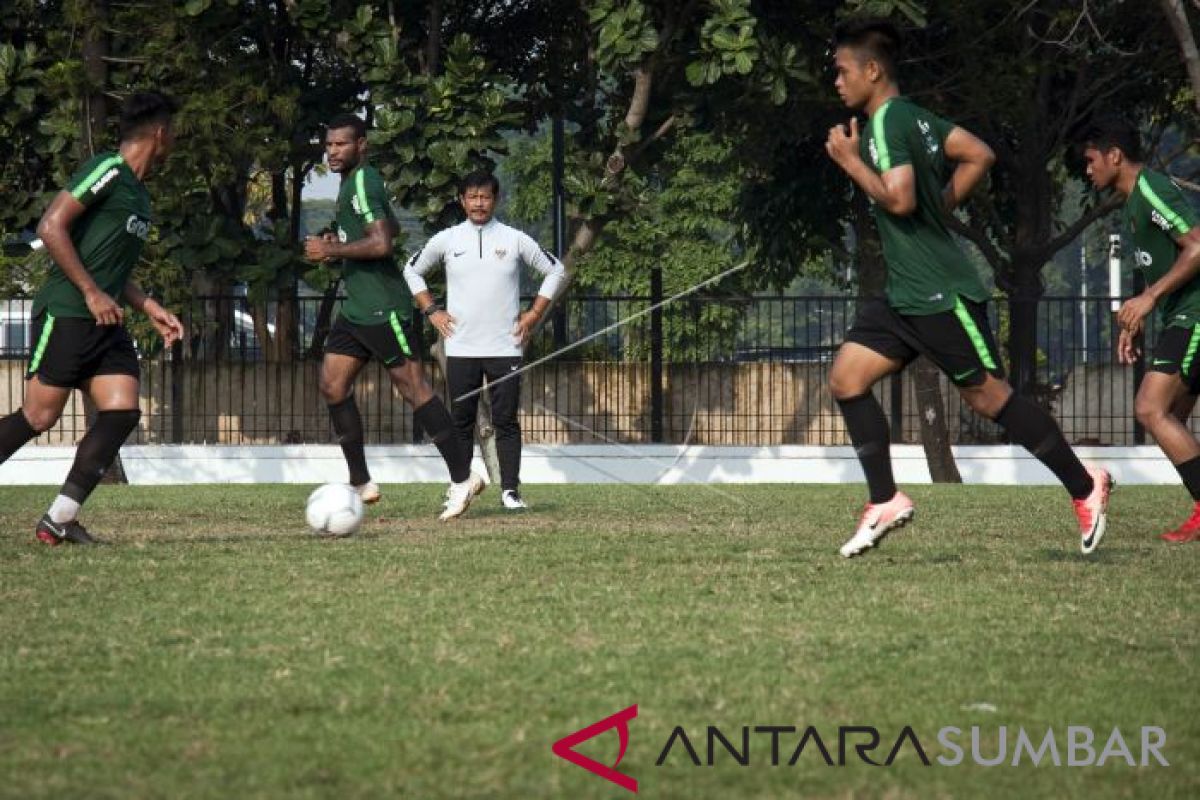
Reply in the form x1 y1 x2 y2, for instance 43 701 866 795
501 489 528 510
439 472 486 521
839 491 915 558
355 481 382 505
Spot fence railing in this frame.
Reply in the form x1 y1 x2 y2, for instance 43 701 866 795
0 294 1170 446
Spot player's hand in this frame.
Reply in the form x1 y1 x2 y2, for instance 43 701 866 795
85 287 123 326
1117 291 1156 332
1117 327 1141 365
145 300 185 347
825 117 861 168
304 236 335 262
430 309 456 339
513 309 541 348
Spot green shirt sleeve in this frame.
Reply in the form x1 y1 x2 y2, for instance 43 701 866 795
353 168 391 226
870 101 912 171
66 153 124 209
1137 171 1197 237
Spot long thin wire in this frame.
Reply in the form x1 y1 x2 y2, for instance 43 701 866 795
454 260 749 402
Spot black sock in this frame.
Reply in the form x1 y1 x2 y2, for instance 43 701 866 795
837 392 896 504
0 410 39 465
1175 456 1200 501
62 409 140 503
995 394 1093 499
414 397 471 483
328 397 370 486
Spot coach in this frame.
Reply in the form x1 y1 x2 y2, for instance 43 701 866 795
404 171 565 511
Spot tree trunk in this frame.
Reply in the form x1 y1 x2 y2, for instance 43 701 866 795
80 0 108 157
913 357 961 482
1160 0 1200 115
1005 258 1044 397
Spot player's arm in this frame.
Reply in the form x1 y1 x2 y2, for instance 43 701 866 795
1118 227 1200 332
403 233 455 338
512 234 566 345
304 217 396 262
825 117 916 216
123 281 185 346
941 126 995 211
36 191 124 325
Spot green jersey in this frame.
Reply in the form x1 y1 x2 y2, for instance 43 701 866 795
1122 168 1200 329
860 97 989 315
334 164 410 325
33 152 152 319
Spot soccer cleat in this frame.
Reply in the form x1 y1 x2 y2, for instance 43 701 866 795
839 491 915 558
1160 501 1200 543
439 472 486 521
35 514 104 546
1074 466 1114 554
355 481 382 505
501 489 528 511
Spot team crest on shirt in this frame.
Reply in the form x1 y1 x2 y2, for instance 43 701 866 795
494 248 507 259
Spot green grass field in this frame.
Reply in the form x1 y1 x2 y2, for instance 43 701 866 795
1 482 1197 799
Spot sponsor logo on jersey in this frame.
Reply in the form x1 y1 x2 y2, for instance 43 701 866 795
452 250 466 257
918 119 939 156
351 195 361 214
91 167 120 195
868 139 879 168
1135 248 1153 268
338 229 348 243
125 215 151 240
1150 209 1172 233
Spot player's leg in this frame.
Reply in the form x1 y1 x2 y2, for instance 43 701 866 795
482 357 524 509
830 300 917 557
445 356 483 468
1138 326 1200 542
925 298 1110 552
36 372 141 545
319 348 374 500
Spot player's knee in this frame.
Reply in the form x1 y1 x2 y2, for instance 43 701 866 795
21 405 61 433
391 371 432 406
1135 397 1168 429
828 370 863 400
319 375 349 403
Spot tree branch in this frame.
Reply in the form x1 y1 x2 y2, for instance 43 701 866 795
1036 195 1122 262
944 214 1007 272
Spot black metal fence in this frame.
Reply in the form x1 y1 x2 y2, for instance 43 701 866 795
0 293 1169 446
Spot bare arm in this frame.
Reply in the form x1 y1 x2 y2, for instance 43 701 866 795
1117 227 1200 332
941 126 995 211
825 117 916 217
304 218 397 262
36 191 123 325
123 281 185 346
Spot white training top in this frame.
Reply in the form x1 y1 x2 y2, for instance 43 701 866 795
403 219 566 357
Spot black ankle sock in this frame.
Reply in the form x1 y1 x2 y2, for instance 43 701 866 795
836 392 896 504
1176 456 1200 501
328 397 370 486
414 398 471 483
995 394 1092 499
0 410 39 464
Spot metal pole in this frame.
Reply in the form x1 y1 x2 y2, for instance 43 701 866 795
1080 244 1088 365
552 114 567 348
650 266 664 442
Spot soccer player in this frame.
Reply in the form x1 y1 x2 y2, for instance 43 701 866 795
0 91 185 544
304 114 483 521
1083 116 1200 543
403 171 565 511
823 19 1112 557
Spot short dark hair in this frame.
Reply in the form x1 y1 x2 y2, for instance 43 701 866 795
326 113 367 140
834 18 902 79
460 170 500 197
1082 114 1143 162
118 91 179 142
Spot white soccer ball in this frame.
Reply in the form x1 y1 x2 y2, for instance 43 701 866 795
305 483 364 537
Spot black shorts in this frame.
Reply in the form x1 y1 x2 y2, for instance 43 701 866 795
25 312 140 388
844 297 1005 387
323 312 416 367
1148 324 1200 394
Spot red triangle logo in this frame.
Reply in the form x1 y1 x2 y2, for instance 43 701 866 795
551 704 638 793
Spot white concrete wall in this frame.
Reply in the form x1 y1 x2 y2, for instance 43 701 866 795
0 444 1182 486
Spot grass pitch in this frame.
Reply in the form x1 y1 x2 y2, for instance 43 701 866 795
0 483 1197 799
